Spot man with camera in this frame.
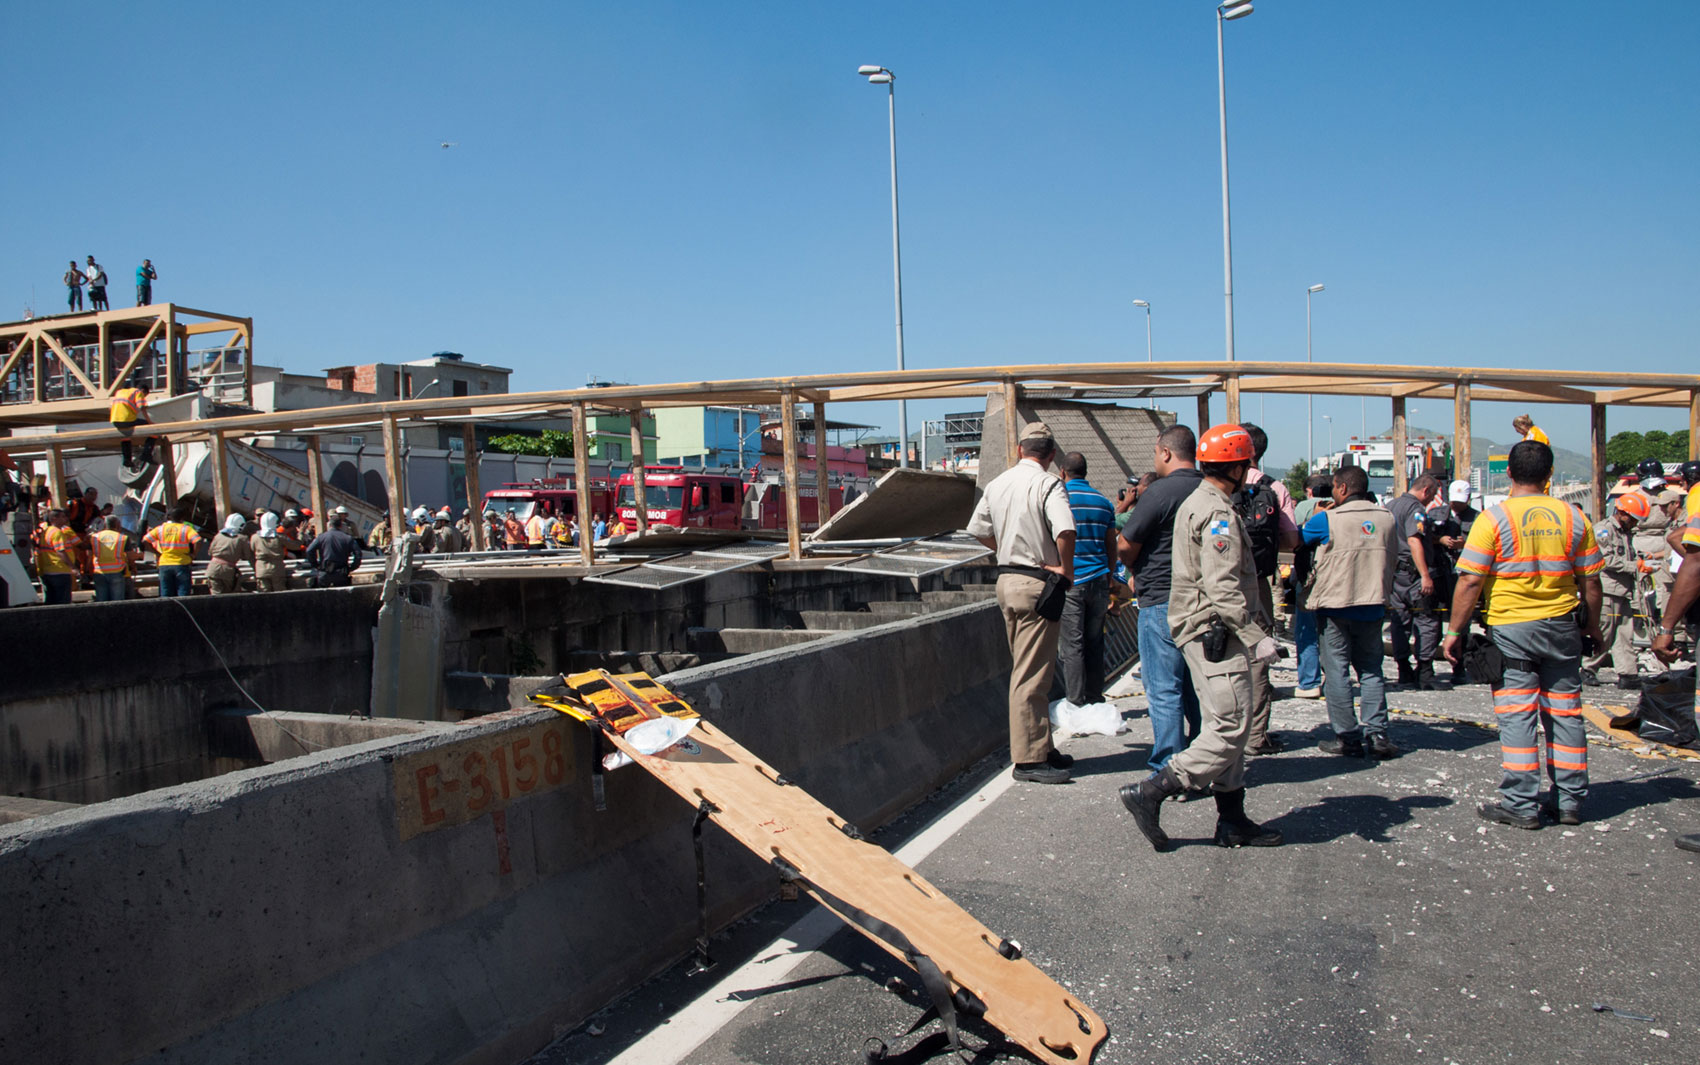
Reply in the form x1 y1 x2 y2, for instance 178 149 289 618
1443 440 1604 829
968 422 1077 784
1118 424 1282 851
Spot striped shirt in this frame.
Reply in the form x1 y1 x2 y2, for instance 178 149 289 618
1457 495 1603 626
1064 478 1115 583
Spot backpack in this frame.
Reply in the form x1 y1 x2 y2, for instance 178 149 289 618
1236 474 1281 578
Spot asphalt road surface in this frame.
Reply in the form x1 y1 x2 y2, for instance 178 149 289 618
530 654 1699 1065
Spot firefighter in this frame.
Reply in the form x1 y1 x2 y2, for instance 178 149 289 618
431 507 464 553
1444 440 1604 829
205 514 254 595
1584 492 1647 689
1118 424 1283 851
251 512 292 592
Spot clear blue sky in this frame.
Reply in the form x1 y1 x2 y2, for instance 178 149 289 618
5 2 1696 467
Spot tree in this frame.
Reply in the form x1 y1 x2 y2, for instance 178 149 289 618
1604 430 1690 474
485 430 574 458
1283 460 1310 501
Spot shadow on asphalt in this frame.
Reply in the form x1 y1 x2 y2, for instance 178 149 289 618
1582 772 1700 820
1264 793 1454 844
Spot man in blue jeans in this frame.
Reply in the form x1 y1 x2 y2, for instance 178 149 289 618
1058 452 1118 704
1291 473 1334 699
1118 425 1204 769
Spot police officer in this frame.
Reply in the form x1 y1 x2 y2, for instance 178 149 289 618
1119 424 1282 851
967 421 1078 785
305 515 364 587
1585 493 1646 689
1388 474 1443 689
1444 440 1605 829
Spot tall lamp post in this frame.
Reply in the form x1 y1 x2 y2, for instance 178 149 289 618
1217 1 1254 363
1306 283 1324 471
1322 414 1333 458
1133 299 1153 408
858 64 909 467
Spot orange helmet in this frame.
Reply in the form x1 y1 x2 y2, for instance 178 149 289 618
1615 492 1650 520
1198 423 1256 463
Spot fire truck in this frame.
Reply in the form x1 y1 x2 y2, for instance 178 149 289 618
482 477 616 523
614 466 843 531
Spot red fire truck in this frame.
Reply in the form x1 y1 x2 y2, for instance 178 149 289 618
482 477 616 523
614 466 842 531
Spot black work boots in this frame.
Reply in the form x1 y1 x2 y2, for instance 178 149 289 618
1212 788 1284 848
1119 768 1181 852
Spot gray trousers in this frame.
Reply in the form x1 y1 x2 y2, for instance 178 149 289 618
1317 612 1388 739
1247 578 1276 745
1171 637 1253 794
1058 576 1110 705
1389 565 1440 668
1490 616 1586 816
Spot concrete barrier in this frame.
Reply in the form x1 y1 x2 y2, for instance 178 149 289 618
0 599 1009 1065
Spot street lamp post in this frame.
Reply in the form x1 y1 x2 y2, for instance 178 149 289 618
1306 283 1324 471
1322 414 1333 457
1133 299 1153 408
1217 1 1254 363
858 64 909 467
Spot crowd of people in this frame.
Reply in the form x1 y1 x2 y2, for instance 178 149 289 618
57 256 158 313
972 416 1700 851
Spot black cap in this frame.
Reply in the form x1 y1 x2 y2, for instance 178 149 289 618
1637 458 1665 480
1680 460 1700 485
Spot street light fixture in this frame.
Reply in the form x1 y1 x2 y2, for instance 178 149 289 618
1306 283 1324 471
1133 299 1154 408
859 63 909 466
1217 2 1253 363
1322 414 1333 457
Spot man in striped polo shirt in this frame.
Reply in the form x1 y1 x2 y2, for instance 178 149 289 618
1443 440 1605 829
1057 452 1118 706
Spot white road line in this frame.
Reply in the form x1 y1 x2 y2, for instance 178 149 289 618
603 766 1017 1065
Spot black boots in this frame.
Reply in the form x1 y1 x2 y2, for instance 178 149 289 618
1212 788 1284 848
1119 768 1182 852
1415 661 1438 691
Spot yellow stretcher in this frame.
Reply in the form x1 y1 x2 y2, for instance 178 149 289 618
531 669 1106 1064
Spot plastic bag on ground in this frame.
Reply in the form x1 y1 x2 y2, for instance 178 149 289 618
1049 698 1127 737
1635 667 1697 747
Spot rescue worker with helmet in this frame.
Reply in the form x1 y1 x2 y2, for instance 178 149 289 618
109 382 156 470
1584 492 1648 689
205 514 254 594
1444 440 1605 829
431 507 464 553
251 511 292 592
1119 424 1283 851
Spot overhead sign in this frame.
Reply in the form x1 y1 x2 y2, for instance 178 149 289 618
1488 454 1509 474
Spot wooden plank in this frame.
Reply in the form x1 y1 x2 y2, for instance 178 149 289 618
462 424 485 550
381 414 406 541
1197 391 1211 430
1474 378 1597 404
164 306 179 395
781 389 802 561
208 431 233 524
97 319 110 391
32 337 44 404
629 413 649 535
1003 378 1019 467
0 336 26 383
813 400 831 524
1590 403 1607 522
1598 386 1688 405
45 444 66 509
1391 397 1408 497
159 439 179 505
306 436 328 534
536 673 1108 1065
1225 376 1241 424
1692 391 1700 461
1454 381 1473 478
573 401 594 565
109 317 163 392
37 333 98 398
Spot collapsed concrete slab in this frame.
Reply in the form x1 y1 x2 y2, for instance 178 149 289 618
809 467 979 542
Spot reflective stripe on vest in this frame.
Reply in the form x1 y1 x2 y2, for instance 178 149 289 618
110 388 143 422
92 530 129 573
150 522 195 552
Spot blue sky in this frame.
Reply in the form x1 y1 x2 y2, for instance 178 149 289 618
4 2 1696 466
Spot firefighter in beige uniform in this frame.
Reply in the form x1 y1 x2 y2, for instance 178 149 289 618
1120 424 1283 851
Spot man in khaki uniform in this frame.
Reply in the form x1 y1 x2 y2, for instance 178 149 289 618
968 421 1077 784
1585 492 1646 688
1120 424 1282 849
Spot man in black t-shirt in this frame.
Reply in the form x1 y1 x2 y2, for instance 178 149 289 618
1387 475 1442 688
1118 425 1205 770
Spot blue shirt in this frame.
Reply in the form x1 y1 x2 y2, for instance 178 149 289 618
1064 478 1115 583
1300 508 1384 621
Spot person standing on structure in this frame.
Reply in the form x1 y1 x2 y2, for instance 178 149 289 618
1056 451 1116 706
84 256 109 311
1302 465 1399 759
1119 424 1283 850
1118 426 1205 772
1444 440 1604 829
1511 414 1550 447
136 259 158 305
1387 475 1443 689
109 383 156 470
63 261 86 312
967 421 1077 785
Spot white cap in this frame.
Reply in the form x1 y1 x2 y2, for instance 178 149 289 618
1447 479 1472 503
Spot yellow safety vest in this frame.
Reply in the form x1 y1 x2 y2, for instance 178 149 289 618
110 387 146 424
